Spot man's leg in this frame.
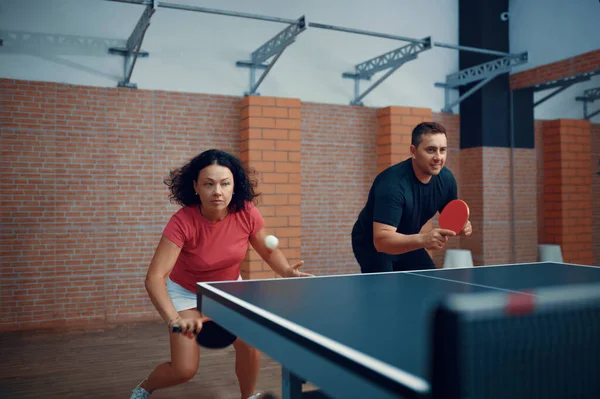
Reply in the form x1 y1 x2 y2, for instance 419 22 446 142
352 241 393 273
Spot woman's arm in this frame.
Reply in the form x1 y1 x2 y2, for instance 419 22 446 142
249 227 312 277
144 236 183 325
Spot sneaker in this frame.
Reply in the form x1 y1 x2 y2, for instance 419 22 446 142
247 394 262 399
130 380 150 399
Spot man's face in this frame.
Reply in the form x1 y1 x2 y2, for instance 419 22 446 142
410 133 448 176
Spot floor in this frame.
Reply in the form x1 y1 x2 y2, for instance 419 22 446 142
0 321 300 399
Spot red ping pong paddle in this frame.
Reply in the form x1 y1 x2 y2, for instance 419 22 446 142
438 199 470 235
172 320 237 349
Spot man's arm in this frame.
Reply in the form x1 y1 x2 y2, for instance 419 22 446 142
371 184 454 254
371 183 412 255
374 221 455 254
373 222 426 255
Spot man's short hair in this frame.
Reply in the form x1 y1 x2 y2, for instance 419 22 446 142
411 122 447 146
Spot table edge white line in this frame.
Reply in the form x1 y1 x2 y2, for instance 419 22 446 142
198 282 430 394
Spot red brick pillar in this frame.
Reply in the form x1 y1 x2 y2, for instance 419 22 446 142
239 96 302 279
542 119 593 265
376 106 432 173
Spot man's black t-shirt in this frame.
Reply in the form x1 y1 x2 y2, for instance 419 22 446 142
351 158 457 272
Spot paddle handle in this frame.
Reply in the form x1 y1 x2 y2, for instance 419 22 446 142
171 325 199 335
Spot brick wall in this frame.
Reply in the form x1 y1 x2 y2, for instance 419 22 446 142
541 119 593 264
537 120 598 265
1 80 240 330
510 49 600 90
1 77 595 332
300 102 378 275
535 120 546 248
513 48 600 266
459 148 484 265
376 106 431 172
593 123 600 266
458 146 537 266
513 148 539 263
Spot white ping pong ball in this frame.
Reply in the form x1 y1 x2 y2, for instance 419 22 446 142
265 235 279 249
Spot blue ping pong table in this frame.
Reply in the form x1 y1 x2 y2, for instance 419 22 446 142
197 261 600 399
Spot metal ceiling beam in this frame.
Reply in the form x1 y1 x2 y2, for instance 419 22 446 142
342 37 432 105
102 0 297 25
108 0 156 88
435 52 528 113
100 0 530 100
236 16 307 96
531 68 600 91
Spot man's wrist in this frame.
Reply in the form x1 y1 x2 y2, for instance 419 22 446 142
416 233 426 248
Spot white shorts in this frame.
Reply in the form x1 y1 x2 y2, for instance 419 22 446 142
166 276 242 312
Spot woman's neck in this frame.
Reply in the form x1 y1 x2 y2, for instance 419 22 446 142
200 205 228 222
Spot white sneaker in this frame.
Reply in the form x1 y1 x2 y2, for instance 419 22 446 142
247 394 262 399
130 380 150 399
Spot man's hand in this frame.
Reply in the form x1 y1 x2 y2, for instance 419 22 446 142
421 228 456 251
459 220 472 236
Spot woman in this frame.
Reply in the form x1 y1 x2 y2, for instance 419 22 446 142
130 149 311 399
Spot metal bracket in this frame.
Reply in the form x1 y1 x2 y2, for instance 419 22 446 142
531 68 600 91
534 84 574 107
236 16 307 96
108 0 156 88
435 52 528 113
342 37 432 105
576 87 600 120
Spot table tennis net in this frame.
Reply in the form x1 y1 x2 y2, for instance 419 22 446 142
430 282 600 399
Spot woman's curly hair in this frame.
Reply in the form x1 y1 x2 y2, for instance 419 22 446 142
164 149 260 212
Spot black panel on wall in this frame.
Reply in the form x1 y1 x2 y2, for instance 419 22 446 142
458 0 533 150
512 88 535 149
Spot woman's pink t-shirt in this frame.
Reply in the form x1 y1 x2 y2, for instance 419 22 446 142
162 201 264 292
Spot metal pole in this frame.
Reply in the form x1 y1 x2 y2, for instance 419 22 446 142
533 84 571 107
308 22 427 44
102 0 298 25
354 61 405 104
124 23 149 84
584 102 589 119
443 74 496 111
588 108 600 120
103 0 147 4
250 44 289 94
433 41 517 57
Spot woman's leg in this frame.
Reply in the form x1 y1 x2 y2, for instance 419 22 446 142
141 309 201 393
233 338 261 399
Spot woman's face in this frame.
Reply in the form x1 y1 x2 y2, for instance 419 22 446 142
193 163 234 212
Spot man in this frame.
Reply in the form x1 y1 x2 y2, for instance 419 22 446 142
351 122 472 273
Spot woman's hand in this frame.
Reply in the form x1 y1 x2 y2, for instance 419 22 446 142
286 260 313 278
168 316 210 338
